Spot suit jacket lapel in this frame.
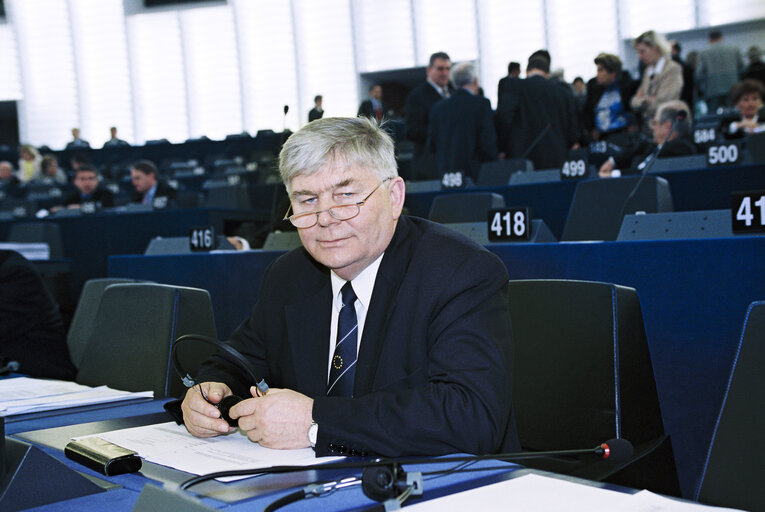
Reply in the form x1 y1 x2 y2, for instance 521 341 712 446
354 217 414 395
285 273 332 395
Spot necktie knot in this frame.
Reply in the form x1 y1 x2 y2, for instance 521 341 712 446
341 282 356 308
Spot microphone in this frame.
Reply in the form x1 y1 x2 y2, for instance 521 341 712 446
178 438 635 491
617 110 687 222
283 105 289 115
0 359 20 376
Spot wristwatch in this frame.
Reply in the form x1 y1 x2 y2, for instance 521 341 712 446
308 421 318 449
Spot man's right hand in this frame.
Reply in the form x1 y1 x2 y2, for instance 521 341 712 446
181 382 238 437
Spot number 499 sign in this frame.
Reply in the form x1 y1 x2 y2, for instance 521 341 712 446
488 208 531 242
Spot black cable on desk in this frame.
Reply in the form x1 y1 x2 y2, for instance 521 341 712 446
263 489 305 512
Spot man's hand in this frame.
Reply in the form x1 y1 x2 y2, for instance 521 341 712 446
181 382 238 438
230 388 314 449
599 158 616 177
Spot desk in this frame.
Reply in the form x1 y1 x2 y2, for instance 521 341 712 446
108 235 765 498
5 402 522 511
0 208 263 300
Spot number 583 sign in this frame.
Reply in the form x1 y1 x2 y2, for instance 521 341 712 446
488 208 531 242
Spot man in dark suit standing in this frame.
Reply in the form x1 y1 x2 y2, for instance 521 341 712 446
130 160 177 207
497 56 580 170
496 61 521 100
429 62 498 180
404 52 453 180
357 84 387 122
308 95 324 123
181 117 518 458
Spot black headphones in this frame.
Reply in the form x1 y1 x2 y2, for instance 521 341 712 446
171 334 268 426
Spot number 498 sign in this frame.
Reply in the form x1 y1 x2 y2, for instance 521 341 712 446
488 208 531 242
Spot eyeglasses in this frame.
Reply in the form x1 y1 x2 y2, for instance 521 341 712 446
283 178 391 229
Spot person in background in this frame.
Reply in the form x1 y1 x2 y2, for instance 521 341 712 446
308 95 324 123
599 100 695 177
0 161 23 198
65 127 90 150
0 250 76 380
743 46 765 87
405 51 453 180
671 41 696 109
103 126 130 148
31 155 68 186
630 30 683 135
572 77 587 113
61 164 115 209
726 79 765 136
130 160 177 206
17 145 42 182
697 30 745 113
583 53 636 144
497 61 521 100
428 62 498 181
357 84 387 122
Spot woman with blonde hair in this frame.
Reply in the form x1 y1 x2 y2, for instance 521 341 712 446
17 145 42 182
630 30 683 135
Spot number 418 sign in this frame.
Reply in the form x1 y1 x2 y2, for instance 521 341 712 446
488 208 531 242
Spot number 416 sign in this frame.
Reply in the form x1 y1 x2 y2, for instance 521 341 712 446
732 191 765 233
488 208 531 242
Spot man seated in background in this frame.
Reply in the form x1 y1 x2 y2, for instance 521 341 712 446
599 100 696 177
0 161 23 198
103 126 130 148
130 160 177 207
60 164 115 210
181 116 518 458
583 53 636 145
0 250 76 380
428 62 497 181
31 155 68 186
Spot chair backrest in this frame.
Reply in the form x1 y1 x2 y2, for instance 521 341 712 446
75 283 218 397
508 168 560 185
67 278 142 368
617 210 734 241
403 180 441 193
262 230 302 251
205 184 252 209
144 236 235 255
648 154 707 173
478 159 533 186
561 176 673 242
428 193 505 224
7 222 64 259
442 219 557 245
508 279 665 450
696 301 765 511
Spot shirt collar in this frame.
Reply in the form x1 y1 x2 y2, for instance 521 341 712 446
648 56 666 76
330 252 384 312
427 78 448 96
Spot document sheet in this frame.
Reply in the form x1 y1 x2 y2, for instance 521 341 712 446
92 421 339 480
0 377 153 416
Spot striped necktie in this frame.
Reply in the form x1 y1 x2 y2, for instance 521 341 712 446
327 282 358 397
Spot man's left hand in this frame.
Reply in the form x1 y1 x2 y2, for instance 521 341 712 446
229 388 314 449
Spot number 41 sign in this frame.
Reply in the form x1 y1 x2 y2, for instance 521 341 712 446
488 208 531 242
732 191 765 233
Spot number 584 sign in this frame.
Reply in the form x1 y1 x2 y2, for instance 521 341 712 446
488 208 531 241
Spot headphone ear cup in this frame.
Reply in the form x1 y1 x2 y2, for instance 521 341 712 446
361 463 405 502
216 395 244 427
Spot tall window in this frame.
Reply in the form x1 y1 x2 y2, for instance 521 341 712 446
354 0 416 72
0 23 22 102
620 0 696 38
413 0 478 65
126 12 188 144
69 0 133 147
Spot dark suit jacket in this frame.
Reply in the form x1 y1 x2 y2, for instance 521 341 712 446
497 75 579 170
198 216 518 458
614 136 698 174
358 100 388 121
308 108 324 123
64 185 115 208
131 180 178 205
0 250 76 380
405 82 451 179
428 89 498 180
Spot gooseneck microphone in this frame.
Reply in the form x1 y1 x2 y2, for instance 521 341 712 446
617 110 687 223
178 438 634 497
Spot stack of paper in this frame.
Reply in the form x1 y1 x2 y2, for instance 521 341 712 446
0 377 153 416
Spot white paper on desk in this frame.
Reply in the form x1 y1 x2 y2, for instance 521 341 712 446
0 377 153 416
92 421 340 481
404 474 744 511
